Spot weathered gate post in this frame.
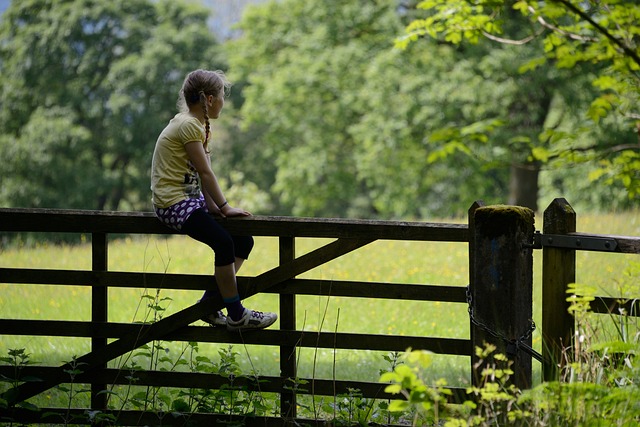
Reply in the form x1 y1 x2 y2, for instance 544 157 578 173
91 232 108 410
542 198 576 381
279 236 297 418
469 205 535 389
468 200 484 388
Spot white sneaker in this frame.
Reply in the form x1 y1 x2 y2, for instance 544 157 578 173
226 308 277 332
201 310 228 327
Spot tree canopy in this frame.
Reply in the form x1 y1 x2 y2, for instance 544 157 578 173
0 0 222 210
227 0 637 215
399 0 640 204
0 0 637 217
227 0 410 217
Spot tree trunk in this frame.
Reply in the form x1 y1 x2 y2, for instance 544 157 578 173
508 162 540 211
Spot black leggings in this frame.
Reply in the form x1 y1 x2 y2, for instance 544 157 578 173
182 209 254 267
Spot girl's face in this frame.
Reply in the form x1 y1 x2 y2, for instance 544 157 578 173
208 93 225 119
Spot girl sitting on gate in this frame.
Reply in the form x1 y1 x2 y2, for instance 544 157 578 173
150 69 277 332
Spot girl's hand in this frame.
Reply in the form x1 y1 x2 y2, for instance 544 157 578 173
220 204 251 218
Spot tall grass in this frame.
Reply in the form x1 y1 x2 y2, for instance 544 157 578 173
0 210 638 392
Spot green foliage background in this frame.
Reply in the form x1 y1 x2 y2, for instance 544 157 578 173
0 0 638 217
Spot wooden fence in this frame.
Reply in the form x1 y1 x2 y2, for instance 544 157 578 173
539 198 640 380
0 198 638 426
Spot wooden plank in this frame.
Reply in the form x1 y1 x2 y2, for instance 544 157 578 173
168 329 471 355
0 269 467 303
1 408 340 427
542 198 576 382
4 407 436 427
590 297 640 317
0 208 171 234
269 279 467 302
0 268 214 289
225 215 469 242
0 208 468 242
0 366 469 404
0 320 470 355
0 319 131 337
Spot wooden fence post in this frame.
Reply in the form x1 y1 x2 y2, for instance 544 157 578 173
468 200 484 385
279 236 297 418
91 232 108 409
470 205 535 389
542 198 576 381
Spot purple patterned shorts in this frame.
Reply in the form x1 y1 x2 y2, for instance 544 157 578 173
155 196 207 231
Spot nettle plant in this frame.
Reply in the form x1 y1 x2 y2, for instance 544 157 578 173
110 289 278 419
120 342 275 420
0 348 41 412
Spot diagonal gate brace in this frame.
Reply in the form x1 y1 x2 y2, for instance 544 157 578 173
240 237 375 297
2 238 374 406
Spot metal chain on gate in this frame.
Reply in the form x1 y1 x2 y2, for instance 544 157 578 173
466 285 546 363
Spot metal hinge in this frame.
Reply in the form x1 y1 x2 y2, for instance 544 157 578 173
532 231 618 252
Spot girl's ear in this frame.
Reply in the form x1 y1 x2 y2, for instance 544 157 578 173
207 94 215 106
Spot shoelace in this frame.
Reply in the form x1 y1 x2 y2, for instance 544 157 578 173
251 311 265 319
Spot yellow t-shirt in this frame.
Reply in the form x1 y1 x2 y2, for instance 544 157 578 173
151 113 209 208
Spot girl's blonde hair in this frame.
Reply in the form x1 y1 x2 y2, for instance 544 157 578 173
178 69 231 151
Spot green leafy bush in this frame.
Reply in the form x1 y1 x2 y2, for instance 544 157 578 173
380 263 640 426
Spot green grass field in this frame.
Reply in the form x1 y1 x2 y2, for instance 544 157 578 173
1 210 639 395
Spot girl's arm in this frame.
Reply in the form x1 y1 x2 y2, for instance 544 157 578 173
184 141 251 218
202 190 221 215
